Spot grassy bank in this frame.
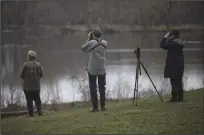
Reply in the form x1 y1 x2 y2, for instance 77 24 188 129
1 89 203 134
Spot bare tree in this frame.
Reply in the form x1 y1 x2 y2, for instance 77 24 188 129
0 66 6 109
159 76 171 95
113 76 141 100
152 1 173 28
70 73 90 102
40 78 61 111
113 77 123 99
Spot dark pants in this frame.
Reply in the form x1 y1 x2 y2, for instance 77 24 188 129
24 91 42 115
170 78 183 101
88 73 106 109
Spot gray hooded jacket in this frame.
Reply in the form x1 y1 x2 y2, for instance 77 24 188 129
82 38 107 75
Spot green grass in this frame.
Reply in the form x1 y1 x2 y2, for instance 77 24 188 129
1 89 203 134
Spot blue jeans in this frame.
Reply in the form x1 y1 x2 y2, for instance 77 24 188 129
88 73 106 109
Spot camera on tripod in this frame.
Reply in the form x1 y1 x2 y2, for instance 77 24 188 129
132 47 163 106
133 47 141 58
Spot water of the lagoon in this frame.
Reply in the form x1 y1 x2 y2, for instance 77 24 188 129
1 31 203 104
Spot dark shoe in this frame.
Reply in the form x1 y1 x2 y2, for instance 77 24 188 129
167 99 177 102
29 113 34 117
171 92 178 101
177 98 183 102
178 90 184 101
90 108 99 112
38 112 43 116
101 107 107 111
177 100 183 102
28 111 34 117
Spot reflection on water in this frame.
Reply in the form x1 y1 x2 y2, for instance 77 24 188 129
3 63 203 105
1 50 204 105
55 64 204 102
1 30 204 105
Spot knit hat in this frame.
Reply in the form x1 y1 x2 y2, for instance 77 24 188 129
92 28 102 38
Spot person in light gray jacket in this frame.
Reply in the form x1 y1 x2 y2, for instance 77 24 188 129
82 28 107 112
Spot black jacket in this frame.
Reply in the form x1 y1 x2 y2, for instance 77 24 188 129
160 37 184 78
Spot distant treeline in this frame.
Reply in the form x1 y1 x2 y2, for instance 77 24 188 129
1 0 204 26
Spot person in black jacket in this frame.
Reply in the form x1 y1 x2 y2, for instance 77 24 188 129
160 29 184 102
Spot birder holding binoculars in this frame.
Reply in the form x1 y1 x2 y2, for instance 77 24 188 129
81 28 108 112
160 29 184 102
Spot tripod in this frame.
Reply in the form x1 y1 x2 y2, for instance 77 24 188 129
132 47 163 106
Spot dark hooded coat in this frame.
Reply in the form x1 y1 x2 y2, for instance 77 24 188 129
160 37 184 78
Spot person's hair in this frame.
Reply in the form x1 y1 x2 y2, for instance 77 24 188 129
171 29 180 38
27 50 36 60
92 28 102 38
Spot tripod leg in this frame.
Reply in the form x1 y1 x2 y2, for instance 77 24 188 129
140 62 163 102
133 83 136 104
138 58 142 75
135 60 140 106
135 72 139 106
133 63 139 104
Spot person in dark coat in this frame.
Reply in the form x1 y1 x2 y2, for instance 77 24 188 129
160 29 184 102
20 50 43 116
